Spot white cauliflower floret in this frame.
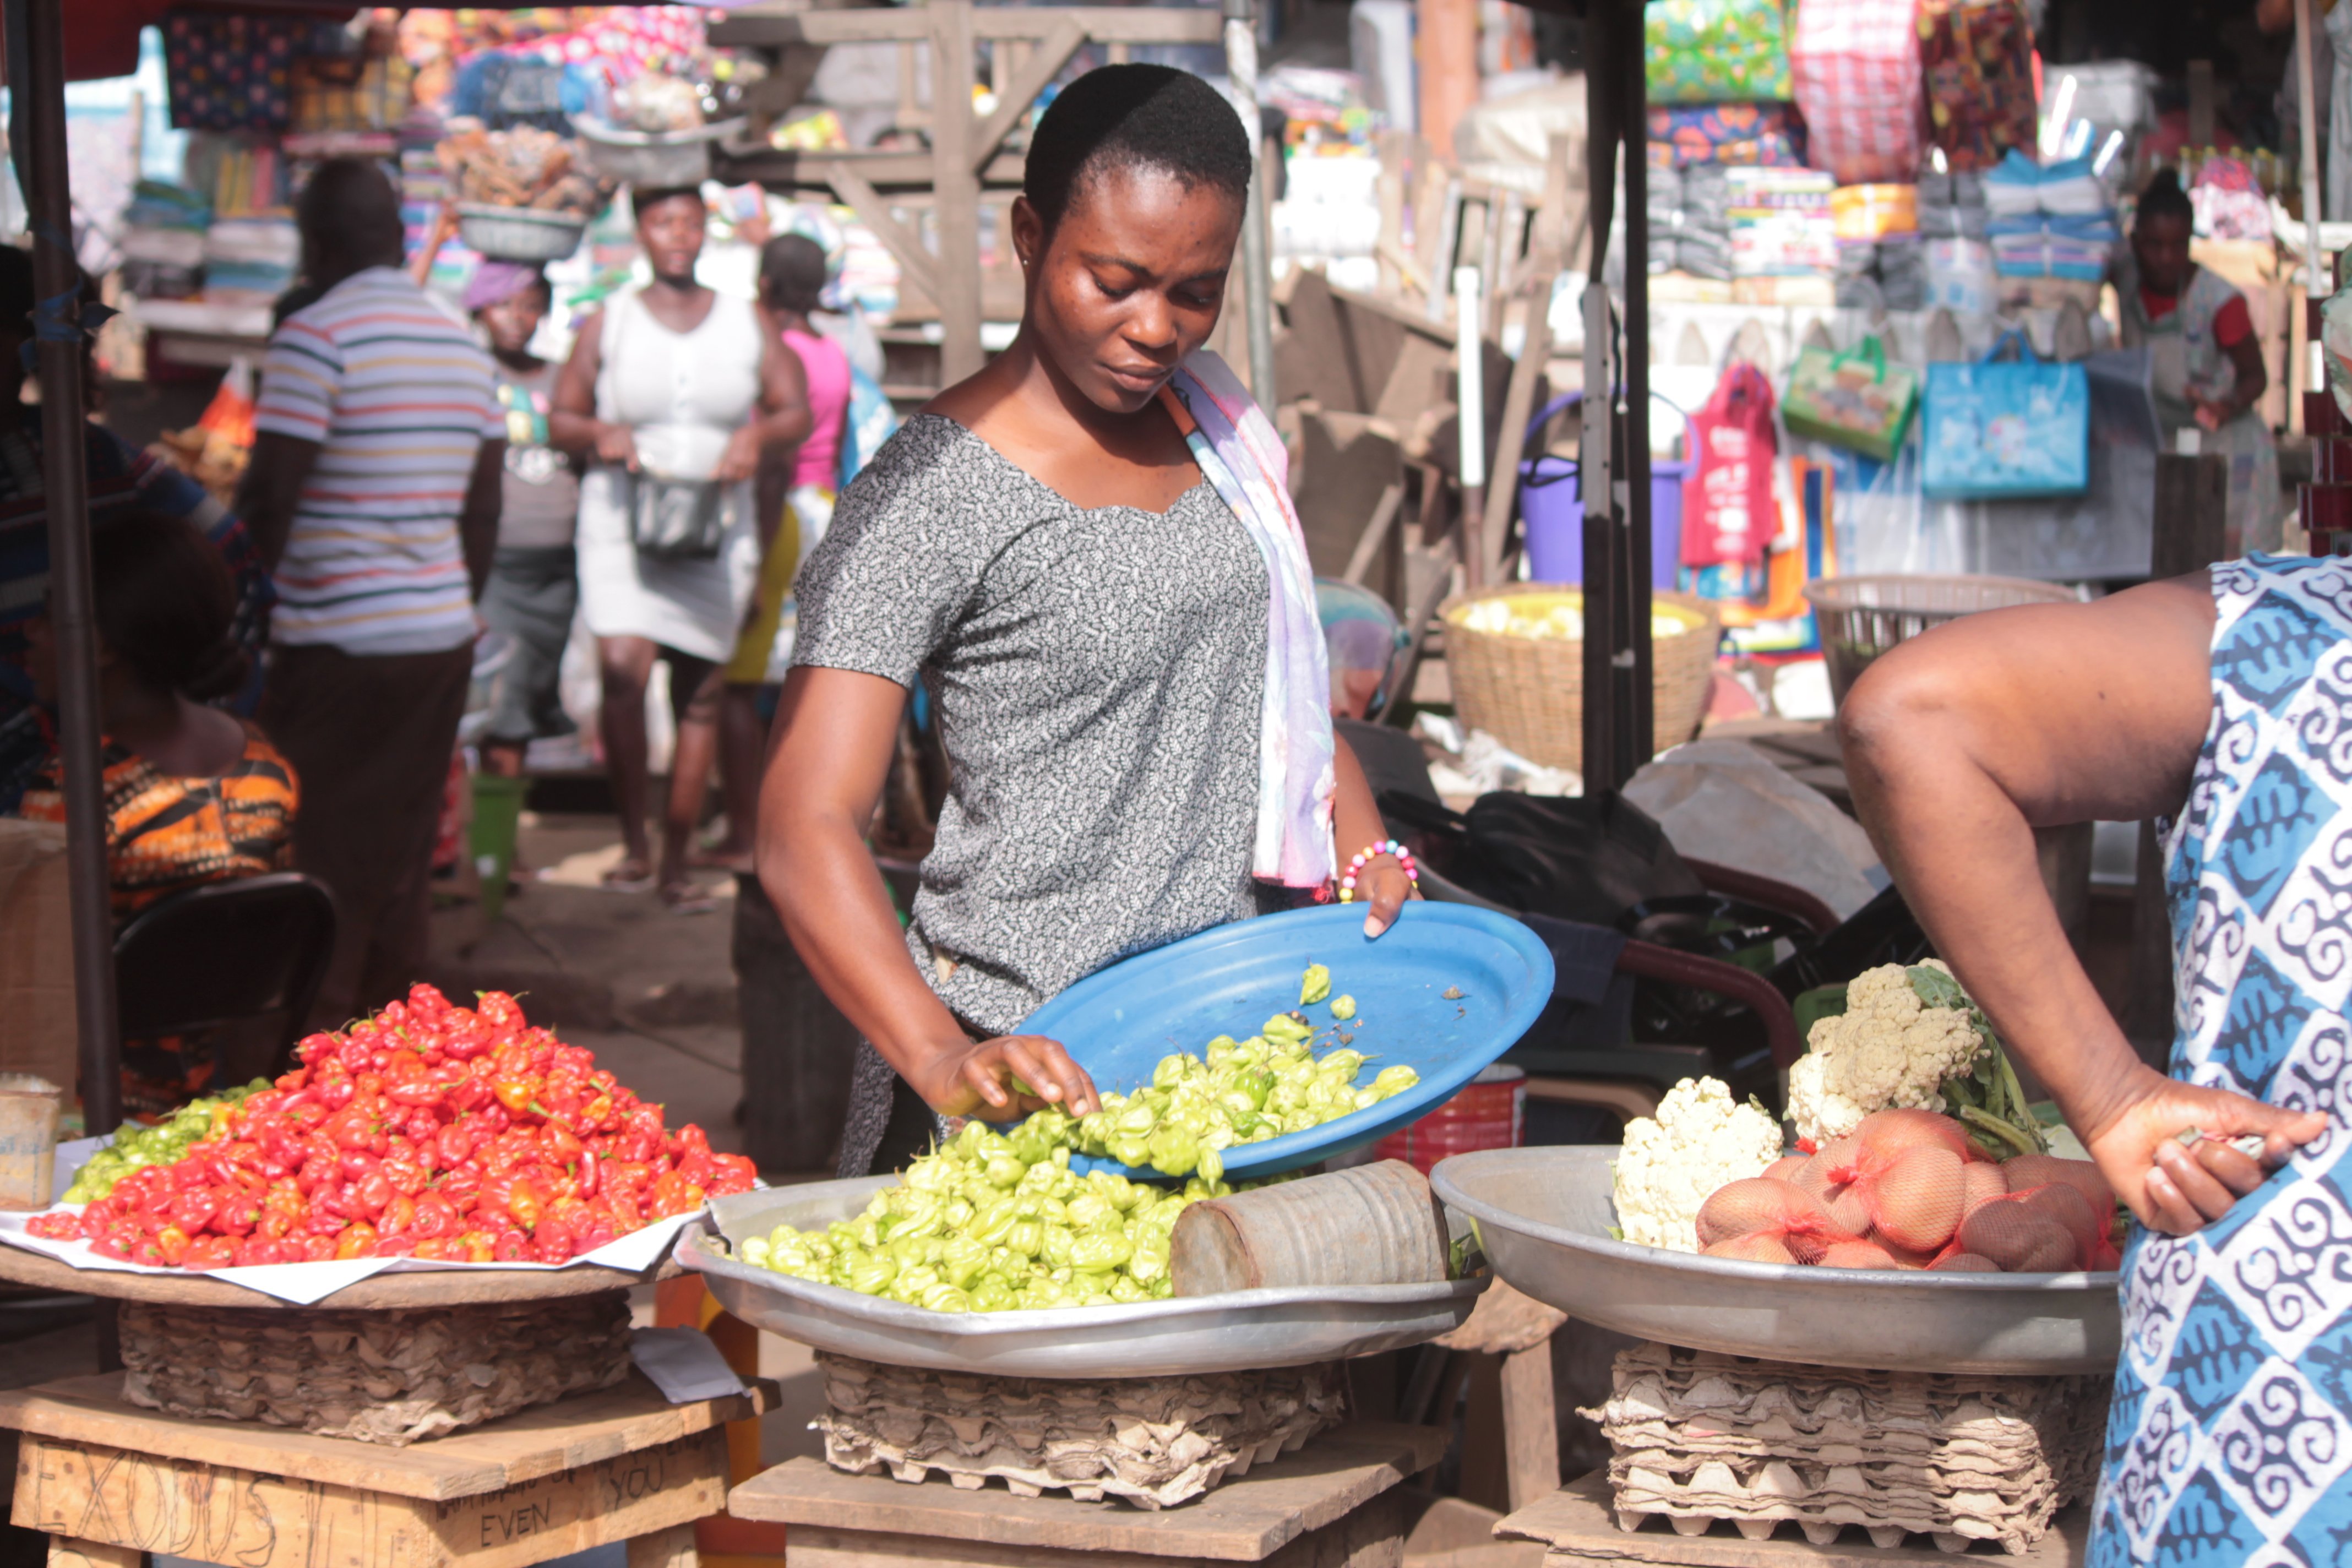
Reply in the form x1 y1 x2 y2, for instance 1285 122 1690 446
1613 1076 1783 1253
1787 961 1983 1144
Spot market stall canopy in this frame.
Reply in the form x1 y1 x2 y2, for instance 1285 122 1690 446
0 1 359 84
1 0 747 84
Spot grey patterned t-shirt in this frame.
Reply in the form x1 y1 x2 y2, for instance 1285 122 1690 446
792 413 1270 1036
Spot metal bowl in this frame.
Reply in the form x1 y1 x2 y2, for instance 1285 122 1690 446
681 1181 1484 1379
1431 1146 2122 1375
575 117 745 187
456 204 587 263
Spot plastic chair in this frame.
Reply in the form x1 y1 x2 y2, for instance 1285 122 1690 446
113 873 338 1066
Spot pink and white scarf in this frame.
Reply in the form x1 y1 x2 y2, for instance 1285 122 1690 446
1158 351 1336 890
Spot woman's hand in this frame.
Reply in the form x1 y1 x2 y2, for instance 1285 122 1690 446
594 421 640 471
1357 853 1417 939
908 1035 1102 1124
713 425 765 485
2078 1063 2327 1234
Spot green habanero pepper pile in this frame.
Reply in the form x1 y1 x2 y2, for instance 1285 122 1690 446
729 964 1421 1311
734 1117 1239 1311
62 1080 273 1204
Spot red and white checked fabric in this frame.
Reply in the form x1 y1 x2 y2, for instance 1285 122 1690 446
1790 0 1923 186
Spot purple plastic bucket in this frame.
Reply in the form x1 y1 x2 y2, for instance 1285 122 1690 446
1520 455 1690 589
1517 391 1687 589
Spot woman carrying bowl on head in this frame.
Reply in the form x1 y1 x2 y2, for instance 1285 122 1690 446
758 66 1416 1177
551 186 810 911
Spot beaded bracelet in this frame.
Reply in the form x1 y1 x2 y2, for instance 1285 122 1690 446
1337 839 1419 903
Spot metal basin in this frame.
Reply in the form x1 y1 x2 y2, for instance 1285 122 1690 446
1431 1146 2122 1375
682 1180 1484 1379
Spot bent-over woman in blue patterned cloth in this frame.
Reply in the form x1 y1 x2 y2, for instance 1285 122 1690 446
754 65 1413 1178
1841 559 2347 1565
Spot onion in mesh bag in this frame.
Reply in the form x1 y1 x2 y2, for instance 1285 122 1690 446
1955 1186 2086 1272
1763 1155 1809 1182
1797 1109 1977 1254
1816 1239 1901 1270
1702 1232 1797 1265
1928 1251 2002 1272
1963 1160 2008 1213
1696 1178 1858 1264
2001 1153 2114 1217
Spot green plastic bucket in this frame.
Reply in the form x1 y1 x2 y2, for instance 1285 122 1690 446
469 772 527 923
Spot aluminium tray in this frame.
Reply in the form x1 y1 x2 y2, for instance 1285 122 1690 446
682 1180 1484 1378
1431 1146 2122 1375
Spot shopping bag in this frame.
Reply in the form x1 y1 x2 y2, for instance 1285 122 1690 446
1682 362 1780 565
1919 0 2038 173
1921 330 2090 499
1789 0 1923 184
1645 0 1792 105
1782 337 1919 463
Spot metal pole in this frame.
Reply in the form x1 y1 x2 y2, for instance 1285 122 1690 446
1619 1 1653 775
1223 0 1278 404
16 0 123 1135
2298 0 2329 405
1578 0 1620 791
1455 264 1485 588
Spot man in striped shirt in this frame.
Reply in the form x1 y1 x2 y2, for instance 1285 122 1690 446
241 158 505 1029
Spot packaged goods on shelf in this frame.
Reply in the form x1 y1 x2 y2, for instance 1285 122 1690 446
199 216 300 301
1727 167 1836 277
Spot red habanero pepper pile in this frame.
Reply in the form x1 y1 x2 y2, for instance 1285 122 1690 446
26 985 756 1271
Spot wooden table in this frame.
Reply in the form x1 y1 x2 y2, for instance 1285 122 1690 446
0 1370 775 1568
728 1420 1449 1568
1495 1475 2086 1567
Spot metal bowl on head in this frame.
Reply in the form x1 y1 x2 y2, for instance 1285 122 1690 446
1431 1146 2123 1375
682 1180 1485 1379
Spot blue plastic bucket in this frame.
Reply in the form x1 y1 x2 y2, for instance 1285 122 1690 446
1518 392 1689 589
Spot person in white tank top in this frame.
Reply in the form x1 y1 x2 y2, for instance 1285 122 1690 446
551 186 810 908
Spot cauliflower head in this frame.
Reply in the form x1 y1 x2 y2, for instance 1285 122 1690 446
1613 1076 1784 1253
1787 961 1984 1144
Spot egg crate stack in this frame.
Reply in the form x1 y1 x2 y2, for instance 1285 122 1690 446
118 1293 634 1445
1582 1342 2108 1556
814 1352 1346 1509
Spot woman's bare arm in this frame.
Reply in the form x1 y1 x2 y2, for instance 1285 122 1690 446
547 312 636 467
756 666 1100 1121
1840 576 2326 1232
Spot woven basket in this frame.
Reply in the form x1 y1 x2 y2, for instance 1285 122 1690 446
1439 584 1721 775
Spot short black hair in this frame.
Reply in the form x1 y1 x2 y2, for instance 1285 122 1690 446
2137 168 2193 228
631 186 705 221
90 508 245 701
297 158 404 270
760 233 831 313
1023 64 1251 238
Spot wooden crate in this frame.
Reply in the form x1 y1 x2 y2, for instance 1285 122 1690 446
0 1370 773 1568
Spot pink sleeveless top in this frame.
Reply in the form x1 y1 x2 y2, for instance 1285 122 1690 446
781 326 851 489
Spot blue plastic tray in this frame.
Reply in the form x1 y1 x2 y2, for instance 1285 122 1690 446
1014 902 1556 1181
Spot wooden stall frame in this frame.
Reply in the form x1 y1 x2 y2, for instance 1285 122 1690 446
710 2 1226 388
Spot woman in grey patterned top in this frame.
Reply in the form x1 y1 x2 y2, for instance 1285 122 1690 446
755 66 1414 1177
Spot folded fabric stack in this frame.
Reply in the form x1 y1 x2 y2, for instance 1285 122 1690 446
1728 167 1836 277
1646 104 1807 171
202 216 303 302
1984 150 2116 281
118 182 213 301
814 1353 1346 1509
1586 1341 2110 1555
1917 170 1989 240
1830 184 1924 310
1648 166 1736 280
